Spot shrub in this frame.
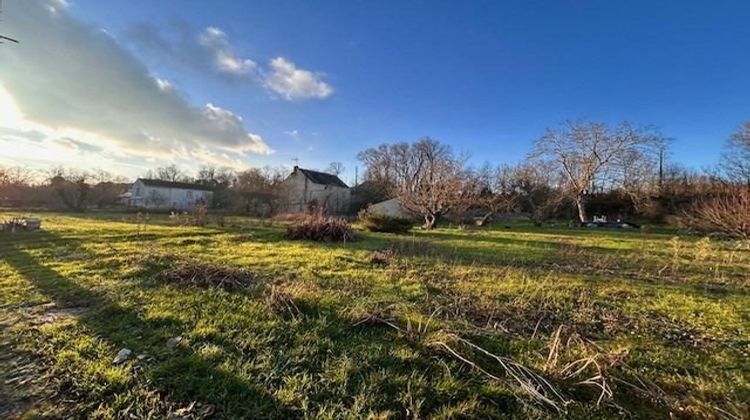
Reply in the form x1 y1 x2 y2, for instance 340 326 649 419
168 204 208 226
286 215 355 242
358 208 413 234
682 187 750 239
190 203 208 226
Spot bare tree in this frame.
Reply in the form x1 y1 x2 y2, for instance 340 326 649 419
722 121 750 185
325 162 345 176
48 167 91 211
89 170 128 209
196 166 236 187
358 138 474 229
0 166 36 207
234 166 288 215
530 120 663 222
194 166 236 209
683 185 750 239
474 163 519 226
509 162 566 226
146 164 187 182
0 166 33 186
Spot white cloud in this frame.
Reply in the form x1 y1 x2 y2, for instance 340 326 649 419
128 23 333 101
198 26 257 76
154 77 173 91
263 57 334 101
0 1 272 177
284 129 300 139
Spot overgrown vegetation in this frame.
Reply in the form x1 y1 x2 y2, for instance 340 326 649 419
358 208 413 233
683 186 750 239
285 214 355 242
1 212 747 418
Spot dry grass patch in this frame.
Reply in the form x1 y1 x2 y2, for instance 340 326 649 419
366 249 397 267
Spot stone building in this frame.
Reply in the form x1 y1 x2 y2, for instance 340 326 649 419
281 166 350 214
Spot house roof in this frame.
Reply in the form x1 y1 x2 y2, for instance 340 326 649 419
295 167 348 188
137 178 215 192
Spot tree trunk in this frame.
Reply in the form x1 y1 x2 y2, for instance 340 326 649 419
576 194 588 222
422 213 438 230
477 211 494 227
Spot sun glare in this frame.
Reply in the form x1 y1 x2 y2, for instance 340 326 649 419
0 85 25 127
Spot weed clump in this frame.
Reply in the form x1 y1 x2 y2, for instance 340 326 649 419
156 260 257 290
358 208 413 233
286 215 355 242
367 249 397 266
265 285 303 319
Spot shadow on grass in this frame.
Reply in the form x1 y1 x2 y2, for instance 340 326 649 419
2 230 292 418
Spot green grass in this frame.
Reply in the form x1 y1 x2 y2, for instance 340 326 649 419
1 212 748 419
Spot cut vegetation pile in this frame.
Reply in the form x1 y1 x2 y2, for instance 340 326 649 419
156 260 258 290
286 215 355 242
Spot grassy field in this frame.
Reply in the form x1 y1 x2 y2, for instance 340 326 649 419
1 212 748 419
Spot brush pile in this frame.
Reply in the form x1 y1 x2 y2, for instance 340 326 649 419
156 260 257 290
286 215 355 242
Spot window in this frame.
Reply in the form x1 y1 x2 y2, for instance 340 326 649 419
187 190 194 199
135 187 141 196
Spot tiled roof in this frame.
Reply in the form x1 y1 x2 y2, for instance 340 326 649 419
296 168 348 188
137 178 215 191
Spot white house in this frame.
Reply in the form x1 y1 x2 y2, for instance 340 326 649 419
127 179 214 210
282 166 350 214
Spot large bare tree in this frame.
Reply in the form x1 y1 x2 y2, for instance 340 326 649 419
530 120 663 222
358 138 475 229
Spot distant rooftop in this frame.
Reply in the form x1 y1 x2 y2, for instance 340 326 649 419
294 167 348 188
137 178 215 192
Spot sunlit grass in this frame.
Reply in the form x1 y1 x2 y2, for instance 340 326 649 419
1 212 748 418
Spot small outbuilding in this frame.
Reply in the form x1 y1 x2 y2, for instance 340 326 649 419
367 198 409 219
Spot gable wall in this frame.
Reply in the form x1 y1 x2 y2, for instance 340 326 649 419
282 172 351 214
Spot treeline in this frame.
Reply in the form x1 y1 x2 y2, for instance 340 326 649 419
0 167 129 211
356 119 750 237
0 165 292 213
2 119 748 237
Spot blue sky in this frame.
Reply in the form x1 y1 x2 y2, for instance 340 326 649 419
1 0 748 182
